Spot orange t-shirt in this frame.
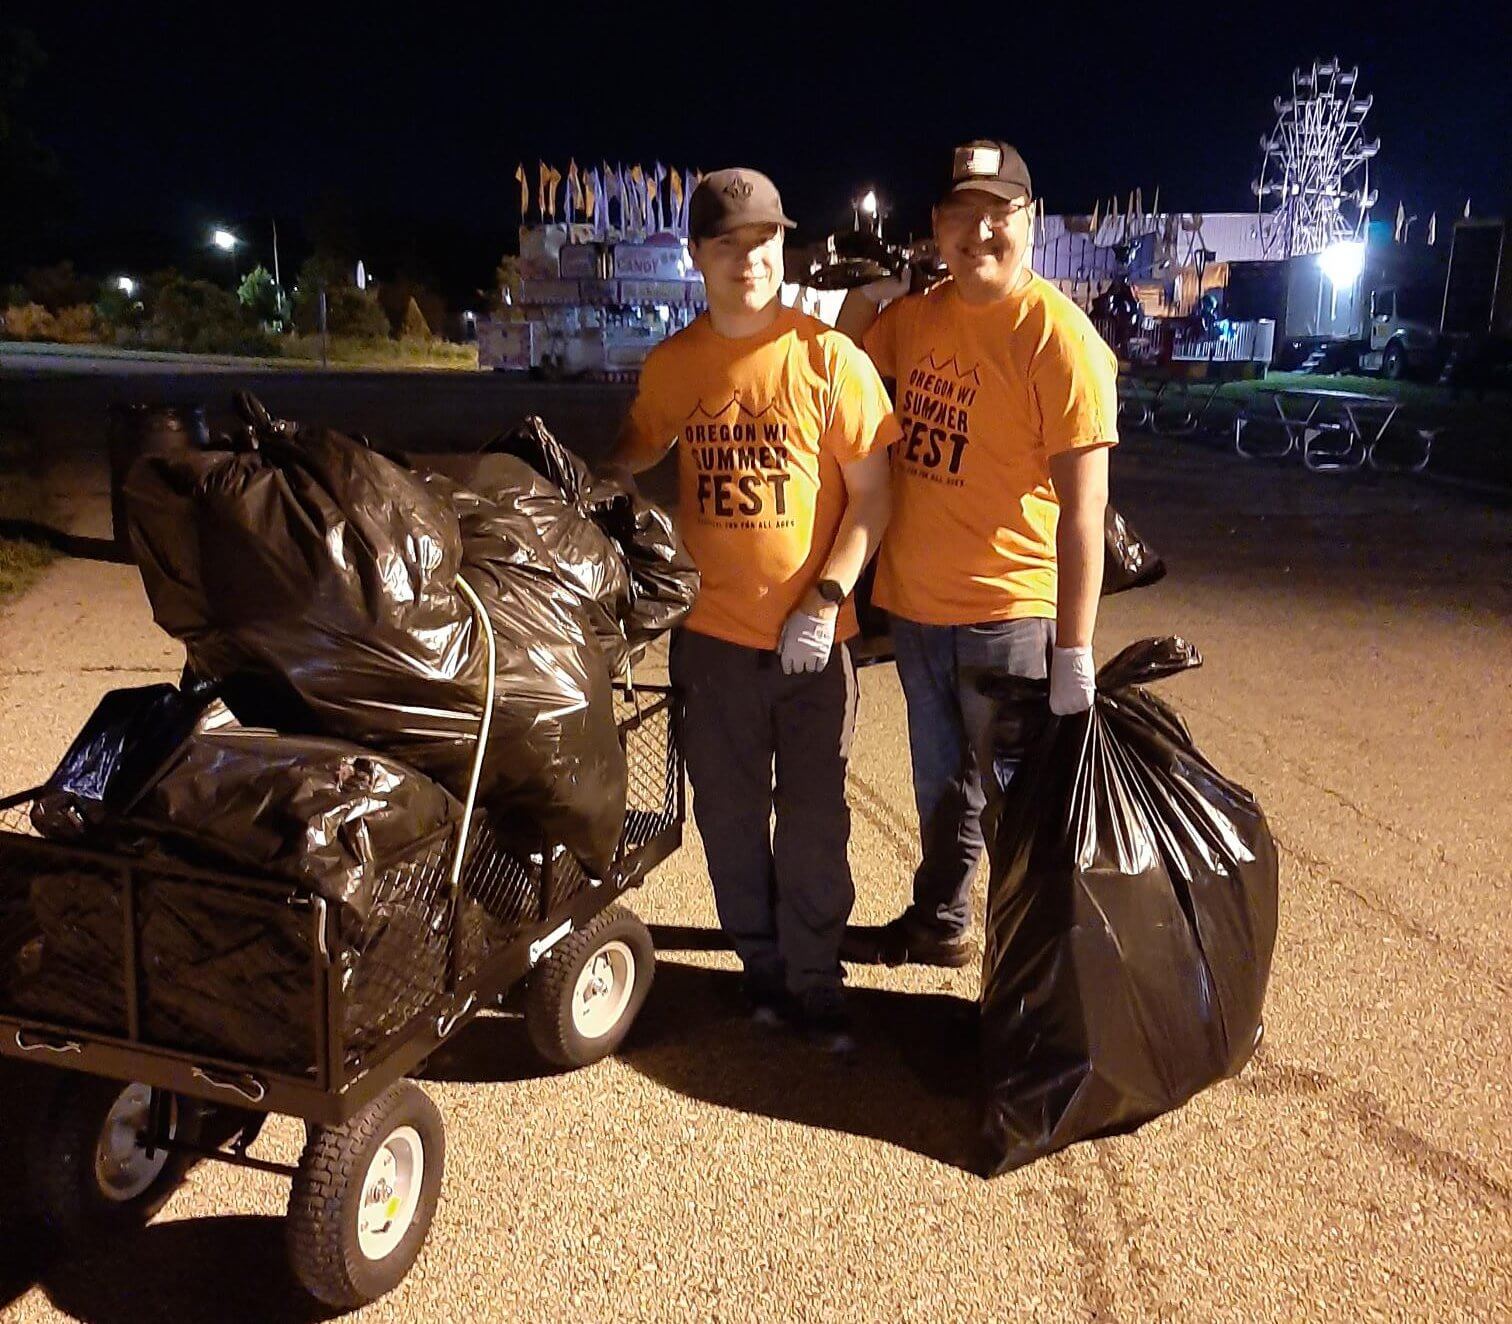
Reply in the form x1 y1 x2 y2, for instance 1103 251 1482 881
862 274 1119 626
619 304 897 650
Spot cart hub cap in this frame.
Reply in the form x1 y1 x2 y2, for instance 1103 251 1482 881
358 1125 424 1261
94 1084 173 1202
572 939 636 1040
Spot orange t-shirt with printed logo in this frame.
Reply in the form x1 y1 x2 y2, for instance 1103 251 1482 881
618 303 898 650
862 274 1119 626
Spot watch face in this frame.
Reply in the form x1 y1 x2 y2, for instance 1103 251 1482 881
817 578 845 605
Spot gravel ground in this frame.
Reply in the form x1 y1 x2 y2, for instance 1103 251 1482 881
0 431 1507 1323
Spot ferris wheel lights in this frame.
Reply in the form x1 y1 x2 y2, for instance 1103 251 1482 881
1318 240 1366 288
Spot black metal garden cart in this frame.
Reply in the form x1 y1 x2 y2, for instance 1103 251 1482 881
0 595 684 1311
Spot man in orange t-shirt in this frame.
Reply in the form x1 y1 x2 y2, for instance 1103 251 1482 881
836 140 1118 967
610 168 896 1048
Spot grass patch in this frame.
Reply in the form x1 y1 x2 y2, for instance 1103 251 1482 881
0 428 56 601
279 335 478 371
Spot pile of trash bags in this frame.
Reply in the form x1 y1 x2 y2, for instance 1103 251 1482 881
124 400 696 875
3 396 696 1069
977 637 1278 1174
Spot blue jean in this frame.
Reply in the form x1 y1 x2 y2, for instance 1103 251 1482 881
891 615 1055 938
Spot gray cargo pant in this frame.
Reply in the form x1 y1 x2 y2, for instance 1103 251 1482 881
668 628 858 995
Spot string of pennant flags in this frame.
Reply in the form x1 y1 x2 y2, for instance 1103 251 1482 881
514 161 705 238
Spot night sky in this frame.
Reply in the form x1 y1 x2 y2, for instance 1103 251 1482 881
8 1 1509 302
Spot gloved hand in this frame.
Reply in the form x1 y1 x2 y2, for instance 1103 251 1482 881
859 267 912 306
777 610 836 675
1049 645 1096 715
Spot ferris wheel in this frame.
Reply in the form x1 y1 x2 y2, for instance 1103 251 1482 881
1253 58 1380 258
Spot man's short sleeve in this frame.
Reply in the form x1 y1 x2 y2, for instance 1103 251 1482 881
860 298 904 380
618 346 681 467
1032 310 1121 456
824 338 900 464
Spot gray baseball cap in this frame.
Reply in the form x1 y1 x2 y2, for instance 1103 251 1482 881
688 168 796 241
942 140 1033 205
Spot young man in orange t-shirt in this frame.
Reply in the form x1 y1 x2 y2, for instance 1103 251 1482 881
836 140 1118 967
610 168 896 1048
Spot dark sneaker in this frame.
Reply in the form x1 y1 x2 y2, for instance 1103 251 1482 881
838 914 976 968
739 971 786 1027
787 986 857 1055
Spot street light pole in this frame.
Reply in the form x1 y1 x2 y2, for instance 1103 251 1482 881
271 218 282 288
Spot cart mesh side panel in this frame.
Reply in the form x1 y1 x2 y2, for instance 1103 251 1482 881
619 692 681 852
0 827 128 1037
137 871 314 1073
0 685 684 1085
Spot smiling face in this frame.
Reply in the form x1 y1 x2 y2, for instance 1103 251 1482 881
932 188 1034 302
690 223 785 317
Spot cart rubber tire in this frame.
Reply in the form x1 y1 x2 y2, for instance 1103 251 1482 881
525 904 656 1069
286 1080 445 1311
27 1077 197 1241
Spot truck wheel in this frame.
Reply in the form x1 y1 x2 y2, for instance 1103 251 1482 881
525 905 655 1069
28 1078 197 1241
1382 342 1408 380
287 1081 445 1311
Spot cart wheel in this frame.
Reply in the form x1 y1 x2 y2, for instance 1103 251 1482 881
286 1080 445 1311
27 1077 197 1240
525 904 655 1069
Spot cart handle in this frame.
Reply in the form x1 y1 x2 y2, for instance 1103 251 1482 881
451 576 498 895
15 1029 82 1055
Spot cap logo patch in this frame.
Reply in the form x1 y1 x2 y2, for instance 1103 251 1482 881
956 145 1003 178
723 175 755 200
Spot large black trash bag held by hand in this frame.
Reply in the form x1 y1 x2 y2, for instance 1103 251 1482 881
124 398 626 876
978 637 1278 1175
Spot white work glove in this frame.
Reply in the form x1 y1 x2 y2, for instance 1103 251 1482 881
1049 645 1096 715
859 266 912 306
777 610 836 675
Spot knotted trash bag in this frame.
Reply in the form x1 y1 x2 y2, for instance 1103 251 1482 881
485 415 699 650
978 637 1278 1174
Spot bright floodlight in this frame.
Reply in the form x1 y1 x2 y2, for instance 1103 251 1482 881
115 276 136 296
1318 240 1366 287
211 228 239 251
860 190 878 216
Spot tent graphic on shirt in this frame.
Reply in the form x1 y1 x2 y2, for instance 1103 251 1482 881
914 350 982 386
680 397 797 527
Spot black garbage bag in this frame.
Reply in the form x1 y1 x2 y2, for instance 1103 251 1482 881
487 415 699 648
132 728 462 922
424 458 636 672
30 683 224 840
978 637 1278 1174
125 409 626 876
1103 505 1166 595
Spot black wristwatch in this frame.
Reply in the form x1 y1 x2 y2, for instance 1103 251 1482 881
815 578 846 606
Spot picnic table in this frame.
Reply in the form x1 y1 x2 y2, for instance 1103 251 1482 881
1233 385 1433 473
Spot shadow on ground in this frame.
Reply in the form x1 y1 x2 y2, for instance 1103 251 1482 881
625 954 982 1172
420 928 983 1171
9 1216 336 1324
